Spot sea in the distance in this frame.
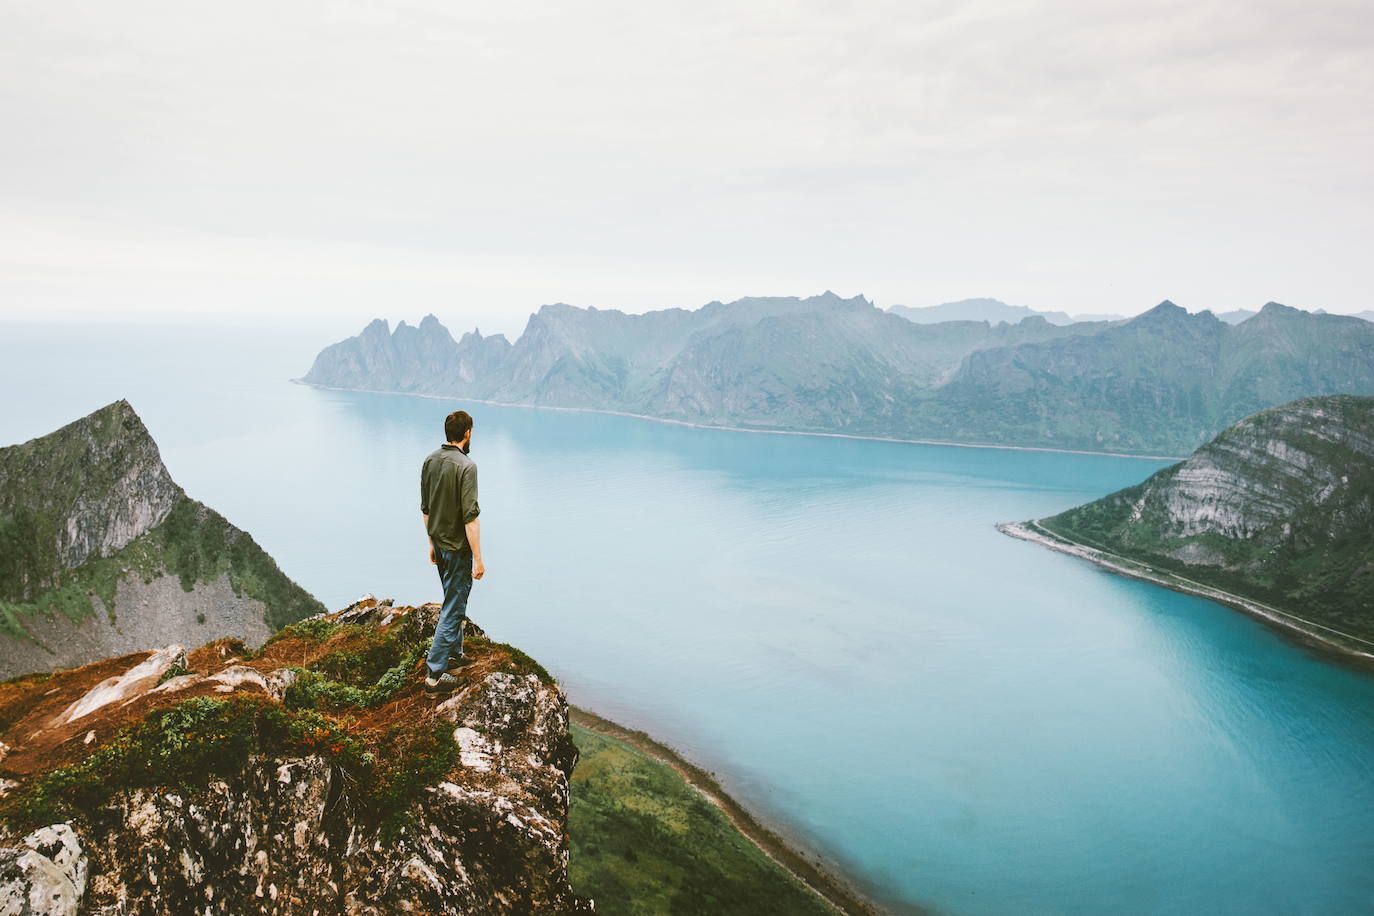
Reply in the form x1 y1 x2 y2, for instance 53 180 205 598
4 320 1374 915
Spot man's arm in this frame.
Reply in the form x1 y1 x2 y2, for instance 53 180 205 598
460 463 483 579
466 517 484 580
421 458 434 564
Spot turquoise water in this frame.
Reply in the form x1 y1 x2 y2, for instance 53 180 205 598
4 321 1374 914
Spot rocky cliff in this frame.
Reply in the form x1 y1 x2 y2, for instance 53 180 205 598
0 598 593 915
0 401 323 679
1026 395 1374 650
300 296 1374 456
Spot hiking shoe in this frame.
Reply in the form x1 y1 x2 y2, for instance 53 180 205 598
423 672 460 694
446 653 476 672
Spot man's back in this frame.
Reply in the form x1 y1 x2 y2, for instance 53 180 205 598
421 444 479 554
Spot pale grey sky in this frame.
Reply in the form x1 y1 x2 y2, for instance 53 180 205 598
2 0 1371 337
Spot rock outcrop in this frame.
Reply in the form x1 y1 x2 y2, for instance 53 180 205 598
0 598 593 915
1024 395 1374 649
302 315 512 397
0 401 324 680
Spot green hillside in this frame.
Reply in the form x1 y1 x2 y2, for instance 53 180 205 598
569 723 839 916
1038 395 1374 646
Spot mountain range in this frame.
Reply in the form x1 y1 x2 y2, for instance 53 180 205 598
887 297 1120 325
1003 395 1374 656
0 401 322 678
302 293 1374 457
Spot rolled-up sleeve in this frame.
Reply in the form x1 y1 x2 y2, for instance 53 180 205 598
420 460 430 514
460 463 480 524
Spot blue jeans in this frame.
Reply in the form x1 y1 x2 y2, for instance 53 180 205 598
427 543 474 676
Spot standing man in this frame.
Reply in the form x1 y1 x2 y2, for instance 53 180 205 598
420 409 486 694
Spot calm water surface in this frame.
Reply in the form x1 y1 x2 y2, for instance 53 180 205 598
4 322 1374 914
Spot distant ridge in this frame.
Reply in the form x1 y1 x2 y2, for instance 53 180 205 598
301 295 1374 457
888 297 1093 325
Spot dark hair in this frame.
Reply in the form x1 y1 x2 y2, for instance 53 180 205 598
444 410 473 443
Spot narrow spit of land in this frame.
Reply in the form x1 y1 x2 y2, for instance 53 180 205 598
568 704 897 916
998 521 1374 666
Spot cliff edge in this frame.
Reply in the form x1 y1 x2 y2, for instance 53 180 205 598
0 597 592 914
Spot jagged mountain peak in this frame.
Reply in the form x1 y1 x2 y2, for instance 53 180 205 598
1255 301 1303 319
0 400 182 579
0 403 324 678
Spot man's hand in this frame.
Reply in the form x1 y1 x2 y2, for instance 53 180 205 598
429 545 436 565
472 555 485 580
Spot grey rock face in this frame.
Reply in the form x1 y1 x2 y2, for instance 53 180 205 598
0 824 86 916
1129 399 1374 543
0 573 273 682
0 400 181 587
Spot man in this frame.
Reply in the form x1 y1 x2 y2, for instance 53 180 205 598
419 409 486 694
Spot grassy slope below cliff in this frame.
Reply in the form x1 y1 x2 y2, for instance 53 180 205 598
568 723 839 916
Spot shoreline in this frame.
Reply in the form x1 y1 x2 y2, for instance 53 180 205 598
568 704 898 916
998 521 1374 666
291 379 1185 462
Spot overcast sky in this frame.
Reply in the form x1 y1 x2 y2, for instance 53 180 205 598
2 0 1370 337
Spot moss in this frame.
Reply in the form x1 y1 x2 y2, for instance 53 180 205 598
283 638 429 712
0 672 52 733
0 694 451 838
369 720 458 822
312 628 409 686
266 617 345 646
466 635 555 685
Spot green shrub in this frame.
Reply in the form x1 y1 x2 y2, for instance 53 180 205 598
0 694 450 838
156 663 191 686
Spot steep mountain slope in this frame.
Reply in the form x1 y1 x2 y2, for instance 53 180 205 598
912 301 1229 453
1016 396 1374 652
643 303 1095 432
913 302 1374 455
0 401 322 679
0 599 593 914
